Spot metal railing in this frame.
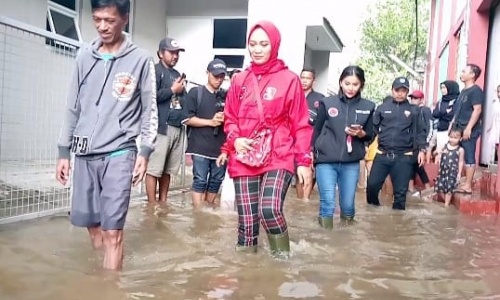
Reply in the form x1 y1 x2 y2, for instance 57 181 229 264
0 16 189 224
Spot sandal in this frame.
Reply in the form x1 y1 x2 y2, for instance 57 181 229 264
454 188 472 194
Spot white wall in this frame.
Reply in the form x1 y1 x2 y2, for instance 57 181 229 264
0 0 46 27
481 4 500 164
304 46 329 94
166 0 247 17
439 0 453 46
166 17 215 86
454 0 468 22
131 0 168 55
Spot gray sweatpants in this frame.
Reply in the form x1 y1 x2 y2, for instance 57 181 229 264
70 150 136 230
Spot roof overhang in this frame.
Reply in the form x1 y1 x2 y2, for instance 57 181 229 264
305 17 344 52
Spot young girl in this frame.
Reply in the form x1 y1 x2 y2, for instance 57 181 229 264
434 127 465 207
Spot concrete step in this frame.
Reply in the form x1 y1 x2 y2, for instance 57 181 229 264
433 191 499 215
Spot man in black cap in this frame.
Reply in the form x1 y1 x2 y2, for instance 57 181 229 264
183 59 228 208
366 77 427 210
145 37 186 205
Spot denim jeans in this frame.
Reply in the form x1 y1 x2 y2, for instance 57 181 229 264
315 162 360 218
191 155 226 193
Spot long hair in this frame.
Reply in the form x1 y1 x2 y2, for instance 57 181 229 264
337 65 365 98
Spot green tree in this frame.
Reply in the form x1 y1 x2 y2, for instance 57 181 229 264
357 0 430 102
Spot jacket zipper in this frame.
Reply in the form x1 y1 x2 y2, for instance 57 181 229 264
339 100 349 160
390 102 399 150
89 61 109 152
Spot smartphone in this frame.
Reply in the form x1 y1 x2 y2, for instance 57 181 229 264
180 73 186 80
350 124 362 129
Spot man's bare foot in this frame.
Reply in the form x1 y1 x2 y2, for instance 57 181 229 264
421 195 433 203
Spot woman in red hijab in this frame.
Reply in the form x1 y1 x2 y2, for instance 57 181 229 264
223 21 313 256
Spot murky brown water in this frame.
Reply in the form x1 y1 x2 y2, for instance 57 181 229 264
1 189 500 300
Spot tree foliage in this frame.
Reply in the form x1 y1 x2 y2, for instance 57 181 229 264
357 0 430 102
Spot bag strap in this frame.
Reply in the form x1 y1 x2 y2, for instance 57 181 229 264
196 86 203 111
250 74 265 123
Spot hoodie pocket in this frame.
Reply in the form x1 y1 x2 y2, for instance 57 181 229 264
90 116 126 152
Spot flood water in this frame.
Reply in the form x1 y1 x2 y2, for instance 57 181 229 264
1 189 500 300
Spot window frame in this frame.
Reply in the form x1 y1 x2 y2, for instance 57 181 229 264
212 17 247 69
46 0 82 43
123 0 134 40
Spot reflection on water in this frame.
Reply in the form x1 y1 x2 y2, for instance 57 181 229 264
1 191 500 299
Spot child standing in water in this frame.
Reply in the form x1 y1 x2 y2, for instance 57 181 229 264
434 127 465 206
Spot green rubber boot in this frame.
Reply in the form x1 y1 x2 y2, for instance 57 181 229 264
317 216 334 229
267 232 290 257
340 215 355 225
235 244 258 253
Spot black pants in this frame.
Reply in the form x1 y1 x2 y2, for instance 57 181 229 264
366 154 413 210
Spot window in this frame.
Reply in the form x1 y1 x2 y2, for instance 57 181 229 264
46 0 82 42
123 0 134 38
213 19 247 49
212 18 247 69
214 55 245 69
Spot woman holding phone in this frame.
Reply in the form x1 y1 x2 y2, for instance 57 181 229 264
313 66 375 229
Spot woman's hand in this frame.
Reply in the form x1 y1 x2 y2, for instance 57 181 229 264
234 138 254 154
296 166 313 189
216 153 228 167
345 126 365 137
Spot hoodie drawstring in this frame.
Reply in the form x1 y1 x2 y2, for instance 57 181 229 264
74 59 99 109
95 59 115 106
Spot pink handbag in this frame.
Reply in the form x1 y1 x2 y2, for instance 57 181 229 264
235 75 273 167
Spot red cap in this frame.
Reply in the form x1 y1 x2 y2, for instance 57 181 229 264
409 90 424 98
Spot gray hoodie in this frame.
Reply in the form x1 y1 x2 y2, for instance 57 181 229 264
57 36 158 160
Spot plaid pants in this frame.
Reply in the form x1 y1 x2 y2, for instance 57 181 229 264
233 170 293 246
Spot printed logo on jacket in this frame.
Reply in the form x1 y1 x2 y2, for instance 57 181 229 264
112 72 137 101
328 107 338 117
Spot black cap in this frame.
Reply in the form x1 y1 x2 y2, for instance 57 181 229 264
207 59 227 76
158 37 185 52
392 77 410 90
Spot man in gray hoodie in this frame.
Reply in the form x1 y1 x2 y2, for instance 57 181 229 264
55 0 157 270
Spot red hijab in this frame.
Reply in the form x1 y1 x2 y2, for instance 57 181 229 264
247 21 287 75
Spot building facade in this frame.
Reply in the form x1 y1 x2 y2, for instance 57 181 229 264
0 0 343 162
0 0 343 223
425 0 500 165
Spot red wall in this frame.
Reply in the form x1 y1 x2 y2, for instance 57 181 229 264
467 0 492 89
427 0 492 90
425 0 493 172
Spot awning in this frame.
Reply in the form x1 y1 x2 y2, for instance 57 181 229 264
305 17 344 52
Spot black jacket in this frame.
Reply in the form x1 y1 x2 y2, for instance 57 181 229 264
306 91 324 125
433 80 460 131
155 63 185 134
313 95 375 164
432 98 456 131
374 98 427 153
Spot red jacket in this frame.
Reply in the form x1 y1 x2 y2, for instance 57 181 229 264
223 69 312 177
